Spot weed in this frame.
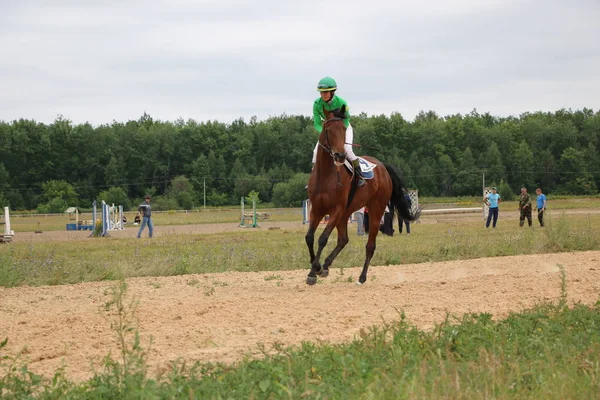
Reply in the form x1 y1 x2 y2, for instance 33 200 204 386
186 279 200 287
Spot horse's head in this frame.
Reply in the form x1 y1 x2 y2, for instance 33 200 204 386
320 104 347 165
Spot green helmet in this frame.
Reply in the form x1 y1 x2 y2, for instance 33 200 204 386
317 76 337 92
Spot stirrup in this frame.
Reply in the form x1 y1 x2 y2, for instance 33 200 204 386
356 175 366 187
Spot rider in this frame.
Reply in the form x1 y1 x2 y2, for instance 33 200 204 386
312 76 365 187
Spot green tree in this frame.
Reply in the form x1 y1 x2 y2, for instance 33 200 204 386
512 141 535 189
415 162 437 196
272 173 310 207
0 163 9 209
556 147 597 194
482 142 506 184
497 179 515 201
37 197 69 214
0 192 8 209
437 154 455 196
169 176 196 209
453 147 481 196
207 190 229 207
0 163 9 192
97 187 131 210
39 180 79 210
188 154 211 195
104 156 123 188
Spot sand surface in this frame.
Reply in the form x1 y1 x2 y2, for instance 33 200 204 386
1 250 599 381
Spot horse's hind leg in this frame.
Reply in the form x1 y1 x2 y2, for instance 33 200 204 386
321 217 350 277
358 208 384 284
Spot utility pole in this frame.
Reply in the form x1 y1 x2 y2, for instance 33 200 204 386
482 171 485 190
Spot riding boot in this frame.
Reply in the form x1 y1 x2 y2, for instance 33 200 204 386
352 159 366 187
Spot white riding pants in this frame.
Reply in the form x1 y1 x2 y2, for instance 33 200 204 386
312 123 357 164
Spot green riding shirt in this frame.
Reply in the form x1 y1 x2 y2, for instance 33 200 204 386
313 96 350 133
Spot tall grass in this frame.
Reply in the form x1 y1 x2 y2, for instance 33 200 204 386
1 214 600 288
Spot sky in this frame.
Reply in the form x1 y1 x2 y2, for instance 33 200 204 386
1 0 599 125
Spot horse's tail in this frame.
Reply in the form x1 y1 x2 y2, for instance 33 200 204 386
383 163 420 224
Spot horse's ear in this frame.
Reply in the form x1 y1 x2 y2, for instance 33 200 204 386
340 104 346 116
323 104 331 119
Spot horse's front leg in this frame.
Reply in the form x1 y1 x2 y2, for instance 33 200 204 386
305 216 322 265
306 211 342 285
321 215 351 277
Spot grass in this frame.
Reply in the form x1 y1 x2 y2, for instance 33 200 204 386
1 213 600 288
4 197 600 232
420 196 600 211
4 208 302 232
2 276 600 399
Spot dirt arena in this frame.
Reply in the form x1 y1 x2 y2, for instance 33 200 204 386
1 245 599 381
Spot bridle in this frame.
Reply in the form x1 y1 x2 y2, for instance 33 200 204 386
318 117 344 166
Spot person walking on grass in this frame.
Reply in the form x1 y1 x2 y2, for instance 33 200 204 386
398 192 412 235
519 187 532 227
484 187 501 228
535 187 547 227
354 206 365 236
137 195 153 238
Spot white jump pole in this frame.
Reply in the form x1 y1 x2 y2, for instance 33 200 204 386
4 207 11 236
102 201 110 236
302 199 310 224
118 205 123 230
4 207 15 241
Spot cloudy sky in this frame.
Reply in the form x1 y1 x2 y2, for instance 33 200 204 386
1 0 599 125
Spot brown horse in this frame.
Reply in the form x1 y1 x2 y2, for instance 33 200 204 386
305 105 418 285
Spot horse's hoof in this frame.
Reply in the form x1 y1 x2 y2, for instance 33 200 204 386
319 269 329 278
306 276 318 285
355 281 363 286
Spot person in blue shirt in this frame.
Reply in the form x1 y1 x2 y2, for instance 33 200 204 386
535 188 547 227
137 195 153 238
484 187 502 228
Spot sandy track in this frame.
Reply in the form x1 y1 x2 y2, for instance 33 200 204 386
1 251 599 381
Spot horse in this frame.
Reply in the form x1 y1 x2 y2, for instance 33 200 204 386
305 105 419 285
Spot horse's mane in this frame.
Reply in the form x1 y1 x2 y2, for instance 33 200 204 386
331 106 347 120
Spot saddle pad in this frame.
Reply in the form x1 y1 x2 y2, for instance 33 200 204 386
343 157 377 179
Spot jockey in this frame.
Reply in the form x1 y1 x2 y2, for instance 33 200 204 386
312 76 365 187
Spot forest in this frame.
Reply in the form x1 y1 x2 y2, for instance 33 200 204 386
0 108 599 211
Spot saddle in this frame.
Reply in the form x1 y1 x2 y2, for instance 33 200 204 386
343 157 377 180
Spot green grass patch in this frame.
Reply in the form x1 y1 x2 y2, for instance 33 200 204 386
6 197 600 232
2 214 600 288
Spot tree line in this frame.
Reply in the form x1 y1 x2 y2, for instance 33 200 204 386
0 108 599 212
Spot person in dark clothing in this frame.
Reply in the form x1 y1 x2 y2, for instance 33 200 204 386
398 193 411 235
379 206 394 236
137 195 153 238
519 187 532 227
